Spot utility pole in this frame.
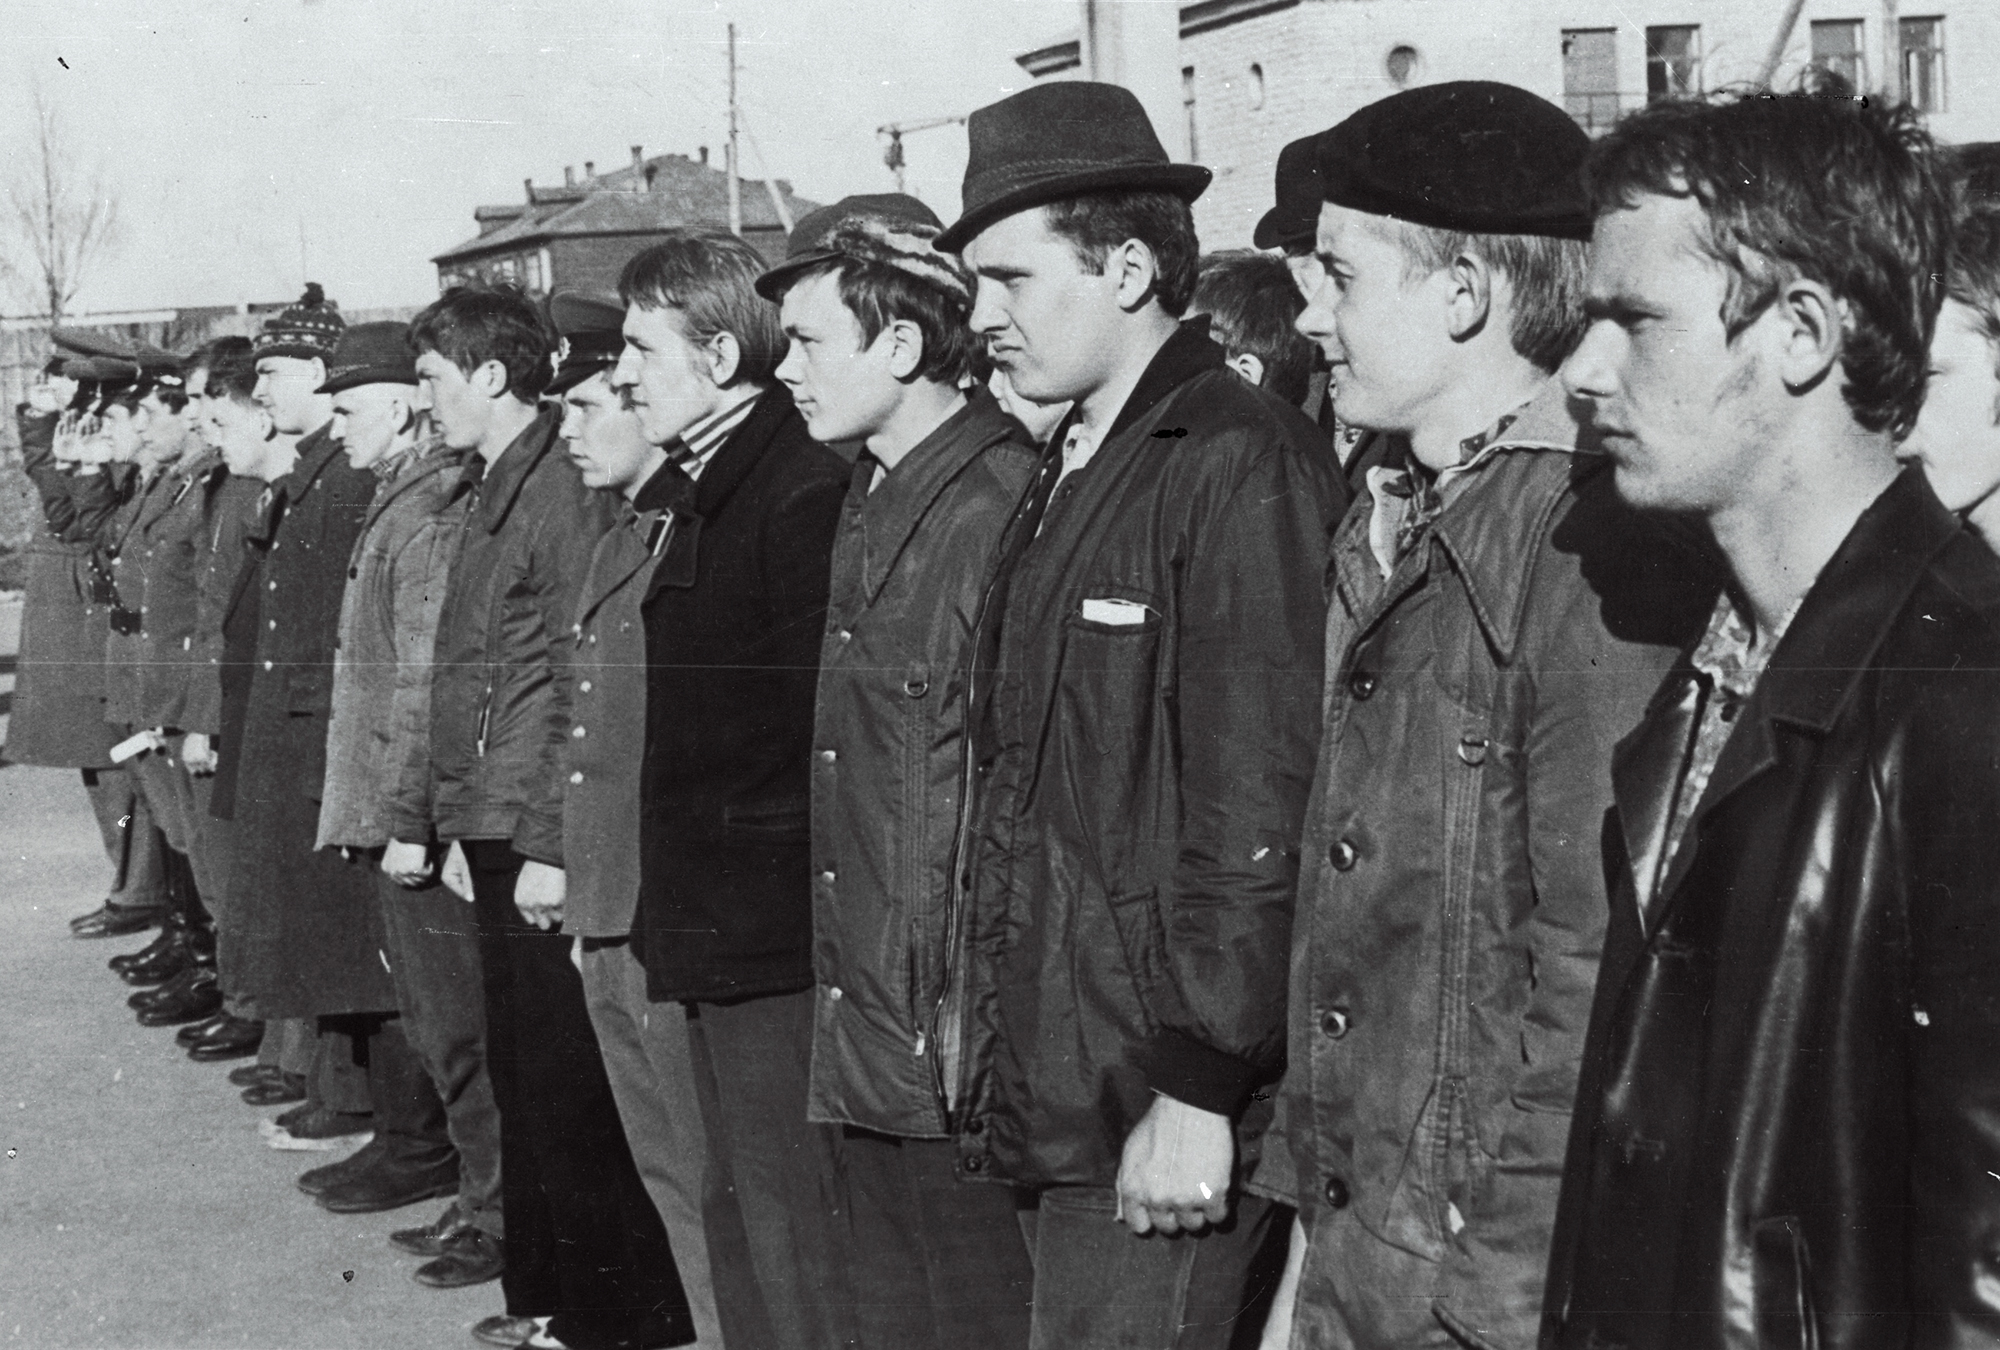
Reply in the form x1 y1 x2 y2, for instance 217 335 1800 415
726 21 742 237
877 115 967 194
1755 0 1807 86
1882 0 1902 102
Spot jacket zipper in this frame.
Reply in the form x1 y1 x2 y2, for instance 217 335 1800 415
474 679 494 758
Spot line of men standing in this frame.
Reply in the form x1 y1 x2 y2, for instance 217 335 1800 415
10 65 2000 1350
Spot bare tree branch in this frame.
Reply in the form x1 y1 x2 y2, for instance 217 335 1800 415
5 88 121 320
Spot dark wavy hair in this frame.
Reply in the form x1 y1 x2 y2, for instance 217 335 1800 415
1040 190 1201 317
1584 77 1950 438
619 230 788 387
205 342 262 406
779 256 984 388
1192 250 1315 403
409 284 558 403
1945 199 2000 339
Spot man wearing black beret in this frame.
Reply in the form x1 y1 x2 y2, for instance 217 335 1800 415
942 82 1341 1346
1256 83 1715 1347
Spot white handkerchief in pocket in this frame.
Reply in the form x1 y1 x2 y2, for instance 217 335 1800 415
1080 597 1153 626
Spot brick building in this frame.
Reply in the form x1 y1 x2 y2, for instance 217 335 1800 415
1018 0 2000 250
432 146 819 296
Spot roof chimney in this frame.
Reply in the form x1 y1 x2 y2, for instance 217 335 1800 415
584 160 595 181
699 145 709 166
523 177 534 201
564 165 576 187
631 144 645 174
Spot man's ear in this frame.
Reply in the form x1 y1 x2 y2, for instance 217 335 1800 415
1110 238 1162 313
885 318 927 382
470 358 511 400
704 332 745 388
1224 351 1267 388
308 357 329 390
1771 276 1847 393
1443 250 1494 344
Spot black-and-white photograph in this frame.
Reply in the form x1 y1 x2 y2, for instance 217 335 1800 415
3 2 1998 1347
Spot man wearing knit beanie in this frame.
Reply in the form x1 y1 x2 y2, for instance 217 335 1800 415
1254 85 1716 1348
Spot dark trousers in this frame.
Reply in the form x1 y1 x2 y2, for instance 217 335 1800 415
685 987 858 1350
1022 1186 1282 1350
81 765 164 911
464 841 692 1350
380 873 502 1236
319 1011 453 1166
839 1129 1033 1350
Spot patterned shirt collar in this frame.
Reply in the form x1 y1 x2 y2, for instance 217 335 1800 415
1364 406 1525 579
1689 590 1801 705
668 391 759 477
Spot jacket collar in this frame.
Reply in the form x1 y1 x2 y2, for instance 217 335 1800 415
1425 380 1592 664
280 421 345 501
361 443 464 536
1041 315 1226 456
637 386 804 593
466 407 560 535
855 390 1020 605
1613 467 1961 924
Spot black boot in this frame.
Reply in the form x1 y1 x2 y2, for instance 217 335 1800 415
109 924 179 975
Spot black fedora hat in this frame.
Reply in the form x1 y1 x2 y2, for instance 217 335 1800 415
936 82 1211 253
1253 131 1326 252
317 321 419 395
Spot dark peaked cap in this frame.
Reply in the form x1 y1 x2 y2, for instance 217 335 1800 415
1255 132 1326 251
1318 81 1592 240
545 292 627 395
937 81 1211 253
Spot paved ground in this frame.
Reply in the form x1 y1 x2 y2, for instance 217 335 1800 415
0 596 500 1347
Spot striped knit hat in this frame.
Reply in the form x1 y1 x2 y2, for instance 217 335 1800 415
754 194 971 306
255 282 347 361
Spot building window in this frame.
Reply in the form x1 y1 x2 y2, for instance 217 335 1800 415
1646 25 1701 102
1386 44 1419 87
1902 17 1945 112
1183 65 1199 161
1809 19 1866 91
1562 28 1619 134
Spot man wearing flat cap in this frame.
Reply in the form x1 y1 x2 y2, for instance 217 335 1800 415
940 82 1340 1346
1255 83 1715 1348
311 322 499 1264
760 193 1039 1349
551 289 728 1350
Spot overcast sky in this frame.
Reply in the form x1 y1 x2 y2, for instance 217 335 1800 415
3 0 1086 313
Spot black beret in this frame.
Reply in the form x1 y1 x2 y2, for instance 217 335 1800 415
1317 81 1591 240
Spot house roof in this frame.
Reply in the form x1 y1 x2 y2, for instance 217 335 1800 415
434 153 819 264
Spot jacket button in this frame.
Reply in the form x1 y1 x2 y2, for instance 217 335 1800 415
269 580 276 590
1348 670 1377 700
1330 839 1358 871
820 870 835 884
1324 1176 1350 1209
819 749 836 764
828 986 842 1000
268 619 277 629
578 680 592 694
1320 1008 1350 1038
572 725 586 738
839 629 852 643
965 1115 986 1134
262 660 273 671
904 679 928 698
962 1154 986 1174
569 771 583 784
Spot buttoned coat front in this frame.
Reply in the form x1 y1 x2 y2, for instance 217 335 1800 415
102 445 227 732
1543 470 2000 1349
805 392 1037 1139
317 443 469 850
561 490 666 939
215 425 393 1019
1266 389 1715 1350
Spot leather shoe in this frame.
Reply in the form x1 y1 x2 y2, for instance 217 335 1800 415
175 1011 232 1046
229 1063 284 1088
136 968 223 1026
119 933 196 988
413 1227 503 1288
389 1201 469 1255
317 1154 459 1214
187 1016 264 1062
109 926 177 973
241 1071 306 1106
297 1136 388 1196
75 903 167 940
471 1314 541 1347
128 962 203 1010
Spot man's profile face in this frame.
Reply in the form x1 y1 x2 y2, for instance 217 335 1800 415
774 269 903 445
412 350 485 452
103 404 145 462
253 356 324 435
612 302 728 448
560 372 657 494
138 389 189 460
1563 193 1771 515
1295 202 1456 450
331 383 406 471
211 395 272 478
965 207 1123 408
183 369 214 448
1899 297 2000 516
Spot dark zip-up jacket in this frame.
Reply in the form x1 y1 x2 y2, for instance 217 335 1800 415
429 408 614 864
1544 470 2000 1348
635 387 850 1003
806 391 1037 1138
952 321 1344 1188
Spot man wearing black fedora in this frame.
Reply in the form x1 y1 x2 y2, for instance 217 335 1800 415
1254 84 1715 1348
938 81 1340 1347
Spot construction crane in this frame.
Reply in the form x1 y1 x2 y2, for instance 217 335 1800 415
878 115 967 194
